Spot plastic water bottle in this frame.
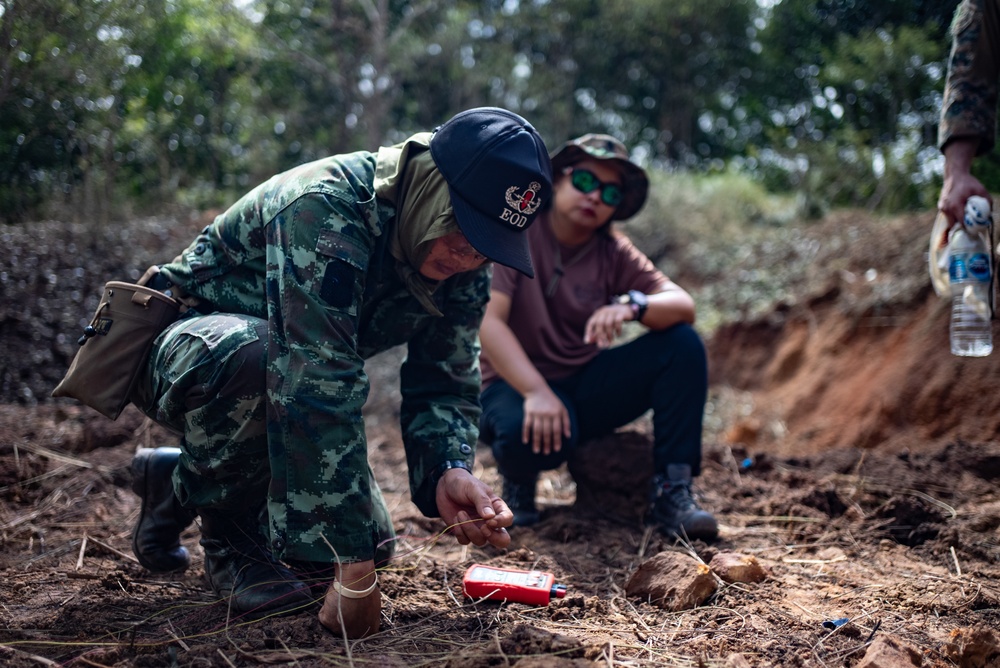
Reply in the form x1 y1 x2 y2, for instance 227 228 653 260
948 211 993 356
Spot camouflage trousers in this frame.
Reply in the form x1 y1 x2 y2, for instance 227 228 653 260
132 311 395 566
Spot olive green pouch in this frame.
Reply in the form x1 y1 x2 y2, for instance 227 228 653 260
52 281 180 419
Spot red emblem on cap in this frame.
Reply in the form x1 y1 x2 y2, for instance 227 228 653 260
505 182 542 215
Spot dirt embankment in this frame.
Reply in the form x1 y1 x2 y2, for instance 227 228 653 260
711 287 1000 457
702 208 1000 459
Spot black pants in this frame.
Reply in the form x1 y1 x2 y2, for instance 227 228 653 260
479 324 708 485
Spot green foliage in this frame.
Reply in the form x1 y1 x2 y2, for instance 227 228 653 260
746 17 950 213
970 148 1000 196
624 168 804 335
822 25 943 144
1 0 141 221
477 0 757 161
0 0 971 221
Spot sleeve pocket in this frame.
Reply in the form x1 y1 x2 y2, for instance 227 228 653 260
315 230 367 310
320 260 355 308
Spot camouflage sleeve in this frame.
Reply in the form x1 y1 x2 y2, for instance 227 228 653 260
400 266 490 517
264 183 384 564
940 0 1000 154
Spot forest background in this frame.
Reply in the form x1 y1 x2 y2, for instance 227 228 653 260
0 0 983 229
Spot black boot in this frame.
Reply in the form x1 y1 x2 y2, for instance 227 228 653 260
646 464 718 541
131 447 196 572
502 476 540 527
198 509 313 617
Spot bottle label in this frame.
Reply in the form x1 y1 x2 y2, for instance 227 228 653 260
967 252 992 282
950 252 992 282
949 253 969 281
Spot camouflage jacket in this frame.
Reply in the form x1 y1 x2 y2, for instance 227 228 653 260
160 151 488 556
940 0 1000 155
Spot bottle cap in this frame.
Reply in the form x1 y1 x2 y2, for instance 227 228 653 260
965 195 991 231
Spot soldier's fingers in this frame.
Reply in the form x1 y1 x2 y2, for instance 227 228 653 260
451 511 472 545
485 525 511 549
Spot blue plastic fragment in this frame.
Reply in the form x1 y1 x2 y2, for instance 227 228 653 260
822 617 850 630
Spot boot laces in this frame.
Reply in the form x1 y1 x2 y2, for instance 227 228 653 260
658 480 699 513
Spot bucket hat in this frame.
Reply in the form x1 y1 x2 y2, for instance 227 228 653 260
549 134 648 220
430 107 552 278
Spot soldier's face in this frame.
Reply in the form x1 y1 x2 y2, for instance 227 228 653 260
419 231 488 280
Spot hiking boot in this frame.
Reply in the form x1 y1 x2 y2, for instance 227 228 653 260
502 476 540 527
198 509 314 618
130 447 196 572
646 464 718 541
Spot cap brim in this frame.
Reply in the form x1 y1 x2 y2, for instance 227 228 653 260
447 184 535 278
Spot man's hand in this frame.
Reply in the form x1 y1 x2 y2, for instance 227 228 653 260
584 303 632 349
940 138 993 225
318 560 380 639
435 468 512 548
522 386 571 455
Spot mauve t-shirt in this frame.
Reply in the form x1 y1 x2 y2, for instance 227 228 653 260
481 215 668 387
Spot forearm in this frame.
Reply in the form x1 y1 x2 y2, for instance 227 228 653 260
944 138 979 177
269 194 381 563
401 274 489 517
270 355 377 562
641 285 696 330
480 318 548 397
400 372 481 517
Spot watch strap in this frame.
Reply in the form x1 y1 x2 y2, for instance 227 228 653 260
429 459 473 490
626 290 648 321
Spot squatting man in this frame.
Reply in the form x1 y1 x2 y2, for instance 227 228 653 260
126 107 552 638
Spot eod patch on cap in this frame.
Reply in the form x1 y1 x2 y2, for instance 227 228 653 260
430 107 552 278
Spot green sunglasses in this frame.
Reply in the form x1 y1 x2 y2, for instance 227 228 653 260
569 168 624 208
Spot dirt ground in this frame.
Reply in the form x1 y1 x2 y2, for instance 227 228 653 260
1 210 999 667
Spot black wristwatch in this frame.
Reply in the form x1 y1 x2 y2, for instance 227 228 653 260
614 290 648 321
428 459 473 490
413 458 473 518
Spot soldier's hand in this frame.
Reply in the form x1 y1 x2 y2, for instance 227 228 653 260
436 468 512 548
940 138 992 225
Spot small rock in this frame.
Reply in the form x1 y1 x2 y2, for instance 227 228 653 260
944 624 1000 667
725 654 754 668
855 634 923 668
709 552 768 584
625 551 717 611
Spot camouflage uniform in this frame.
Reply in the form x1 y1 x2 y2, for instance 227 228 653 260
940 0 1000 154
132 150 488 565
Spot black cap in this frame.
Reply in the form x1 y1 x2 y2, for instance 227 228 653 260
430 107 552 278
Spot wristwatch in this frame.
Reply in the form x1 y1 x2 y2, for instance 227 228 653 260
613 290 648 321
428 459 473 490
415 459 473 518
